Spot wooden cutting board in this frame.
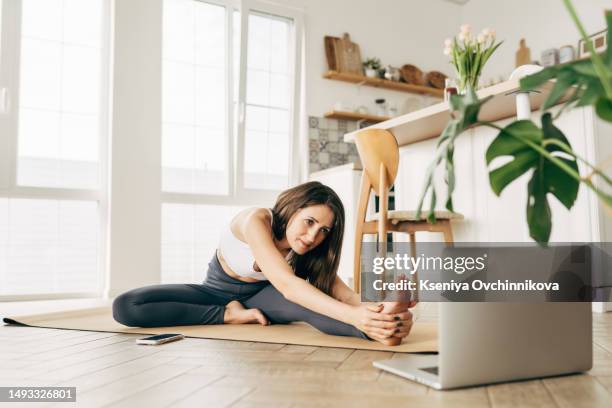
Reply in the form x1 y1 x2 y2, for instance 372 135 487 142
324 35 338 71
324 33 363 75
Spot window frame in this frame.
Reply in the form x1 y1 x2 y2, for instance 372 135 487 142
0 0 111 301
160 0 303 207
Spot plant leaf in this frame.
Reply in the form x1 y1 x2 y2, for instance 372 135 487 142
487 114 580 243
416 85 488 222
542 69 576 111
449 85 492 130
445 142 455 211
604 10 612 69
488 150 538 195
527 168 552 244
576 78 604 107
520 58 608 115
572 59 599 77
485 122 542 196
485 120 541 164
595 96 612 122
520 66 558 91
428 187 437 224
482 41 503 66
540 113 579 209
416 119 457 221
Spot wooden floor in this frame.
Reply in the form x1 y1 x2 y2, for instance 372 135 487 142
1 304 612 407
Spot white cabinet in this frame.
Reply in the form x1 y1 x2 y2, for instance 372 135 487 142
395 127 478 242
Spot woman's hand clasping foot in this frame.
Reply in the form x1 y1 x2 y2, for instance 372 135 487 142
353 303 413 346
382 301 416 339
223 300 269 326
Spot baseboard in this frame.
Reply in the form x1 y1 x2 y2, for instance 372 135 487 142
592 302 611 313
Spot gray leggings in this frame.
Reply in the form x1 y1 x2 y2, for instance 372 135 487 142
112 253 368 339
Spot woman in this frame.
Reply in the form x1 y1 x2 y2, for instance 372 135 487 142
113 181 414 345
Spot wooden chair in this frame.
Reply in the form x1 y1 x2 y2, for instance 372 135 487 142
353 128 463 293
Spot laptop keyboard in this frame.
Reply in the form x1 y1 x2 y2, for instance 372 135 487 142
420 366 439 375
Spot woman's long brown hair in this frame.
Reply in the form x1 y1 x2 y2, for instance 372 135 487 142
270 181 345 296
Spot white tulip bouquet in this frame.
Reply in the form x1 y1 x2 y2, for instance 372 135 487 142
444 24 502 92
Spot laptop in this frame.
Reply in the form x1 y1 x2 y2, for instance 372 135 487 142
373 302 592 390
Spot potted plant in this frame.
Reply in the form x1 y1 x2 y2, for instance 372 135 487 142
363 57 381 78
418 0 612 244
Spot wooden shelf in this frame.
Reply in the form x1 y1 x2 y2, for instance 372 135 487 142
323 70 444 97
324 110 390 123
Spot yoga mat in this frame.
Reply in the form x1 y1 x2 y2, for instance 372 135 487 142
2 307 438 352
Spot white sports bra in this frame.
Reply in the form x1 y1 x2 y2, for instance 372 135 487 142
218 209 280 281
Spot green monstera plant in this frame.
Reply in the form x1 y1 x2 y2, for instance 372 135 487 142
416 0 612 244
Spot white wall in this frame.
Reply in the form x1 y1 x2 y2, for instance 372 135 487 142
278 0 612 118
106 0 162 297
283 0 612 118
277 0 461 117
461 0 612 80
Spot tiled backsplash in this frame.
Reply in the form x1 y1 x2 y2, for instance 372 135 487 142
308 116 362 173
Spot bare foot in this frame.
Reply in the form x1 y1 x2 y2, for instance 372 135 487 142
381 301 413 315
223 300 268 325
370 333 402 346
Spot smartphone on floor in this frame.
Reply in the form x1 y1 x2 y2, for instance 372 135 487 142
136 333 184 345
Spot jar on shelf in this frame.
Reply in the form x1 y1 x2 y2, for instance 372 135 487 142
375 98 387 116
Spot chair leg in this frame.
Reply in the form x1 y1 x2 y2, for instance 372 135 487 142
409 232 418 302
442 220 454 244
353 228 363 293
354 171 372 293
378 162 389 256
409 232 416 257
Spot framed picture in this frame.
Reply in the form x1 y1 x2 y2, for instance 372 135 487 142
578 29 607 59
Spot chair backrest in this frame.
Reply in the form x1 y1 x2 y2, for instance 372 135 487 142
354 129 399 195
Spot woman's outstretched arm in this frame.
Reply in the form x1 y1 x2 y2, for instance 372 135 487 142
237 208 397 335
331 276 361 306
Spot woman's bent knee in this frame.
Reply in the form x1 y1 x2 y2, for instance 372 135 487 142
112 291 142 327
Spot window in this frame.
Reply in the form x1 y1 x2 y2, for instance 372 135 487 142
0 0 109 298
0 198 101 295
243 12 293 190
162 0 228 195
161 0 302 282
18 0 104 189
162 203 246 283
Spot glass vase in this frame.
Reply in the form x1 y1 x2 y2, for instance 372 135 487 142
457 74 480 94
